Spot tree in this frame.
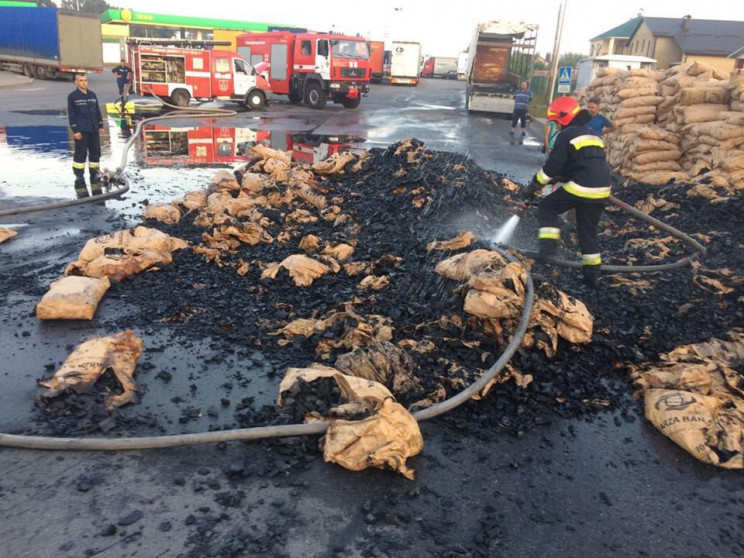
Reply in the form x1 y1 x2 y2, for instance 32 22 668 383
60 0 113 13
558 52 587 69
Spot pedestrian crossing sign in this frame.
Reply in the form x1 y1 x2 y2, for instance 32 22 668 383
558 67 572 85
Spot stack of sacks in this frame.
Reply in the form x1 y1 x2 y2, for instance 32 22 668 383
612 126 686 184
575 68 667 180
731 69 744 112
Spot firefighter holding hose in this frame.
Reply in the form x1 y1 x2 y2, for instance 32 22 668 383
521 96 611 289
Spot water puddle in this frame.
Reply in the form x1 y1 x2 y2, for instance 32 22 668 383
11 109 66 116
0 120 368 211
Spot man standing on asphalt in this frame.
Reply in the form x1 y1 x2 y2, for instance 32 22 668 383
510 80 533 138
585 97 617 136
521 96 611 289
67 73 104 198
112 59 132 109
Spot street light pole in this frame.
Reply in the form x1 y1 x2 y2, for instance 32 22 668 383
548 0 568 103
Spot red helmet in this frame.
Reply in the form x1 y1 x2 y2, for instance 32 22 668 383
547 96 580 126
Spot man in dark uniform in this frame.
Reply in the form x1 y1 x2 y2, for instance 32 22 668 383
111 59 132 110
67 73 104 198
521 96 611 289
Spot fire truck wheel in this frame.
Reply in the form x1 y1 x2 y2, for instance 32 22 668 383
170 89 191 108
342 96 361 109
245 90 266 110
304 82 326 109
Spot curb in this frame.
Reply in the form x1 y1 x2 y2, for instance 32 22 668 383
0 73 34 90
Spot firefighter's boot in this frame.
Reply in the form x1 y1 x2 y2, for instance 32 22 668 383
537 238 558 263
74 166 88 198
582 265 601 290
89 168 102 197
74 178 89 199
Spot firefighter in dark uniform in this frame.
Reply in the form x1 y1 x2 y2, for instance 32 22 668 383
111 59 132 110
521 96 611 289
67 73 104 198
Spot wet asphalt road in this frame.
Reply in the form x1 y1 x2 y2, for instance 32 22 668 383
1 73 743 558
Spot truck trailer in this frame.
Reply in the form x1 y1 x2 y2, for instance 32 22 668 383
466 21 538 113
236 32 371 109
421 56 458 79
0 6 103 80
390 41 421 85
368 41 385 83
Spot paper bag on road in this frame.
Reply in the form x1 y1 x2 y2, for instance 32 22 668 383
37 276 110 320
322 398 424 480
66 226 187 281
277 366 423 478
37 330 143 410
0 227 18 244
630 330 744 469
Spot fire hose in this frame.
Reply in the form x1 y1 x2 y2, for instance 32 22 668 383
515 195 707 272
0 246 535 451
0 93 238 218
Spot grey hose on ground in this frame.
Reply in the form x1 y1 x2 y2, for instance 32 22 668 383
518 194 707 272
0 248 535 451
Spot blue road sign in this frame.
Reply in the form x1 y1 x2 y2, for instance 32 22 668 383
558 66 572 85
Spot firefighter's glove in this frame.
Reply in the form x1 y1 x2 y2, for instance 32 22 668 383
520 175 542 201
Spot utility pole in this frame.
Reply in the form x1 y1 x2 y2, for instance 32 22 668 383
548 0 568 103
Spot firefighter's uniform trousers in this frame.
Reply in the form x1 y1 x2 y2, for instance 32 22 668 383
67 87 103 197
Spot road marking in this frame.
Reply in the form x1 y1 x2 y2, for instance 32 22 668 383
17 88 44 91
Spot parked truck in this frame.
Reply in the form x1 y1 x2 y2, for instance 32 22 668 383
236 32 371 109
421 56 458 79
457 51 469 80
0 6 103 80
466 21 538 113
368 40 385 83
390 41 421 85
127 39 272 109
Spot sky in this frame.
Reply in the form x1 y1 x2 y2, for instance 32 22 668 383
120 0 744 58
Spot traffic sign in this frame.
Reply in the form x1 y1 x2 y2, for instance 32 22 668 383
557 84 571 93
557 66 572 85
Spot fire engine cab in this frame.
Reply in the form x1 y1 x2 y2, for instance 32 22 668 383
127 39 272 109
236 32 371 109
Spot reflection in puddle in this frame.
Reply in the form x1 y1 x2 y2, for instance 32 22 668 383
11 109 66 116
0 121 368 206
134 122 366 166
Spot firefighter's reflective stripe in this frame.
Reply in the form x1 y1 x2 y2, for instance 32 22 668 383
89 162 99 168
570 134 604 150
582 253 602 266
536 168 552 185
72 162 86 169
562 181 611 199
538 227 561 240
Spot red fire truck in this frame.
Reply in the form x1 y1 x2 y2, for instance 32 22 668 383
236 32 371 109
127 39 272 109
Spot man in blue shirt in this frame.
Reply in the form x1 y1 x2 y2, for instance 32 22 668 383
585 97 617 136
112 60 132 100
67 73 104 197
510 81 533 136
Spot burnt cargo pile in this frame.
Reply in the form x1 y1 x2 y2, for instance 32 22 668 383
27 139 744 439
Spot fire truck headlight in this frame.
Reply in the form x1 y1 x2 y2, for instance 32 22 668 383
330 83 340 89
